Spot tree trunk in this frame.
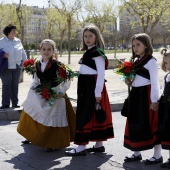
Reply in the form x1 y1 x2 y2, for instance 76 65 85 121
68 18 71 64
114 19 117 59
21 26 24 43
59 40 63 57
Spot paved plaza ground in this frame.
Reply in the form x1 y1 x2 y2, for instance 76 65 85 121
0 51 168 170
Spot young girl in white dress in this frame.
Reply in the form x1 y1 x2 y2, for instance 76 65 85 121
17 39 76 151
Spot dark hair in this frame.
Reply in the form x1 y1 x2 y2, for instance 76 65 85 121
131 33 153 59
80 24 105 51
3 24 16 36
160 48 170 72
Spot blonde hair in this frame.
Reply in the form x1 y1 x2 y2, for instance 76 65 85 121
40 39 57 60
160 48 170 72
80 24 105 51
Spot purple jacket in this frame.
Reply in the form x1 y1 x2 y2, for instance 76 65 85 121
0 49 8 76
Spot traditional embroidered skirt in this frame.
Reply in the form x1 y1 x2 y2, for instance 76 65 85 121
124 85 159 151
17 98 76 149
158 96 170 150
74 74 114 145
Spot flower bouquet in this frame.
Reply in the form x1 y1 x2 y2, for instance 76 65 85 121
22 57 36 75
34 63 78 106
34 85 58 106
114 59 136 93
56 63 78 84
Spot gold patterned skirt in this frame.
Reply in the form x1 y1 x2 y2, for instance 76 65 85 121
17 98 76 149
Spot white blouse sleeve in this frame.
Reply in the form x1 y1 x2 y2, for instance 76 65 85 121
145 59 160 102
93 56 105 97
55 80 71 95
30 73 40 88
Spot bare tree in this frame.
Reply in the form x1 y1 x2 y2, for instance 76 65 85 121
15 1 32 43
47 7 68 57
122 0 170 34
51 0 82 64
16 0 24 42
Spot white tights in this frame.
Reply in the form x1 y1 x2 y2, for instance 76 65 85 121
130 144 162 161
70 141 104 153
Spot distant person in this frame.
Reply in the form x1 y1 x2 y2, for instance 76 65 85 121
17 39 76 152
158 49 170 168
0 24 27 109
123 33 162 164
65 24 114 156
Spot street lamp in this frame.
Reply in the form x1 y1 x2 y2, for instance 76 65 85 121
48 0 51 8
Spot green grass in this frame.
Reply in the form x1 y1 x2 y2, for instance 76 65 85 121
31 49 158 57
63 49 132 55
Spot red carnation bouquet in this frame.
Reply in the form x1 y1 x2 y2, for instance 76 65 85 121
35 85 57 106
22 57 36 75
114 58 136 93
115 61 135 77
34 63 78 106
56 63 78 84
41 87 51 100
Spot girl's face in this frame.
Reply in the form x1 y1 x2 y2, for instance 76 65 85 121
132 39 146 57
8 29 16 40
40 43 54 61
84 31 96 47
164 56 170 72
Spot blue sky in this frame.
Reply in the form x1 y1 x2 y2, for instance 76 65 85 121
4 0 48 8
4 0 121 8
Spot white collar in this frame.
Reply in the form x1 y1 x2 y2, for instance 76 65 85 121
88 45 95 50
40 57 49 64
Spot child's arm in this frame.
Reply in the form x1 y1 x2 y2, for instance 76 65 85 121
150 102 158 112
146 59 159 112
93 56 105 102
55 80 71 97
125 78 132 85
30 73 40 89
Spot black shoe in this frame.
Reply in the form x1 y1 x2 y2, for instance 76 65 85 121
86 146 105 152
65 149 86 156
144 156 163 165
21 140 30 144
124 154 142 162
12 104 20 108
46 148 54 152
160 159 170 168
0 105 9 109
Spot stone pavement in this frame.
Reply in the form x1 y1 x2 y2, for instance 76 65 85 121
0 52 168 170
0 112 168 170
0 52 165 121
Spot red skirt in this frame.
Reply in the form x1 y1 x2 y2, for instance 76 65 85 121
124 85 159 151
74 84 114 145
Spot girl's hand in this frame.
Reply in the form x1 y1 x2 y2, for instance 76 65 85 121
125 78 132 85
57 93 64 98
73 71 79 76
150 102 158 112
96 97 101 103
4 53 9 58
30 86 35 90
54 53 58 60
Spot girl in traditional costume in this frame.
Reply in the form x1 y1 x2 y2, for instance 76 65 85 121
65 25 114 156
17 39 76 152
158 49 170 168
123 33 162 165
